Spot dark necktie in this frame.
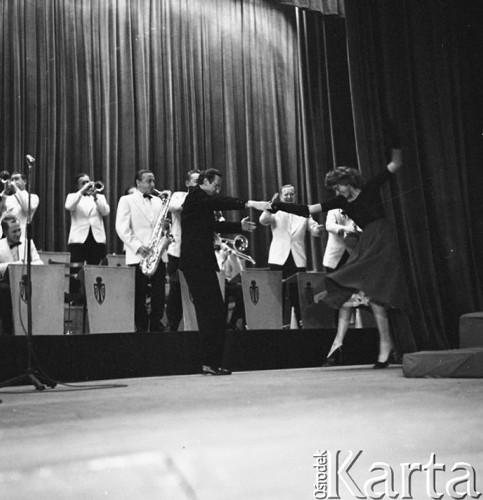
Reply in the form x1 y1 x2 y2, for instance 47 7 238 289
9 241 21 249
143 194 152 200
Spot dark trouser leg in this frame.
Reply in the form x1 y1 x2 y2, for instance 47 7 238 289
183 267 226 368
68 243 87 295
226 281 245 328
270 253 305 325
149 261 166 330
133 265 149 331
166 255 182 331
0 282 13 335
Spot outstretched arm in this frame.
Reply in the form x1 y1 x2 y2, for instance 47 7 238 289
270 193 322 217
245 200 272 211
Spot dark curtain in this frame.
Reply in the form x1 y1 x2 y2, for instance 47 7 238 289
0 0 350 269
344 0 483 349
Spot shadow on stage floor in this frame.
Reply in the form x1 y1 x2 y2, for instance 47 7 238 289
0 328 379 384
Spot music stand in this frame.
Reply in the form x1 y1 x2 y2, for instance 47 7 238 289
0 155 57 391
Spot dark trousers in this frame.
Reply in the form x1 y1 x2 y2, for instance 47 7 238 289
270 252 305 325
225 279 245 328
183 266 226 368
165 255 182 331
68 229 107 265
133 262 166 331
69 229 107 295
0 281 13 335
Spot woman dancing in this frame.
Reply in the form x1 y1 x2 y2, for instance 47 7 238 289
271 153 410 368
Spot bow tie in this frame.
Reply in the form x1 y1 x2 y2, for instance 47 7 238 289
143 194 152 199
9 241 21 249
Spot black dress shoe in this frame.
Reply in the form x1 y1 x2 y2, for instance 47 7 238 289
201 365 219 375
216 367 232 375
201 365 232 376
373 360 390 369
373 351 394 369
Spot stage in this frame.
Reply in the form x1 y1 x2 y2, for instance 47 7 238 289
0 366 482 499
0 328 380 383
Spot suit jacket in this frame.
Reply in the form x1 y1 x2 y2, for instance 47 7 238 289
259 210 318 267
65 192 110 244
116 190 164 265
0 237 43 279
323 209 357 269
180 186 246 272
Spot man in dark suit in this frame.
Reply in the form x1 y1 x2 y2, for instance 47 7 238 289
180 168 270 375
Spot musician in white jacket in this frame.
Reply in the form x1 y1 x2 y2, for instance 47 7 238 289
0 215 43 335
323 209 360 272
260 184 323 325
65 173 110 265
116 170 168 333
0 171 39 237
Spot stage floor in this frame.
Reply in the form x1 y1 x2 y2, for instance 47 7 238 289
0 366 482 499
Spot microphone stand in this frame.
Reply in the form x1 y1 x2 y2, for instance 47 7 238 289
0 156 56 391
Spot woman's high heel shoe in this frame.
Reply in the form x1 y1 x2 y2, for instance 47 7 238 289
373 351 394 369
322 345 343 367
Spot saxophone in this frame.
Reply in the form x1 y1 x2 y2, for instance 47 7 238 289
140 190 173 276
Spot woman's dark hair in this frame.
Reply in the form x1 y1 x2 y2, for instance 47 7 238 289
198 168 222 184
325 166 365 190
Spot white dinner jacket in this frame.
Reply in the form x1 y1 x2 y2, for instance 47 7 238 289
166 190 188 259
259 210 318 268
323 209 357 269
65 192 110 244
2 190 39 236
115 190 163 265
0 237 43 279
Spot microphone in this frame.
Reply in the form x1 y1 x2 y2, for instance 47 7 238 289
25 155 35 164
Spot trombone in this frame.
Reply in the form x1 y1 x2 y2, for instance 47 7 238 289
217 234 256 265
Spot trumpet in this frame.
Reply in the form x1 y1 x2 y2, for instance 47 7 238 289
0 171 10 184
218 234 256 265
93 180 104 193
0 171 14 196
85 180 105 196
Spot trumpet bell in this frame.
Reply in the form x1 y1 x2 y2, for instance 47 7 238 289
0 171 10 183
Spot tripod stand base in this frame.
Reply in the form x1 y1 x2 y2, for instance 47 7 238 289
0 368 57 391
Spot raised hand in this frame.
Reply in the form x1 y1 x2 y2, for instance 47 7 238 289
241 216 256 232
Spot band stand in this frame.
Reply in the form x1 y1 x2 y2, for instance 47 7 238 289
0 156 57 391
